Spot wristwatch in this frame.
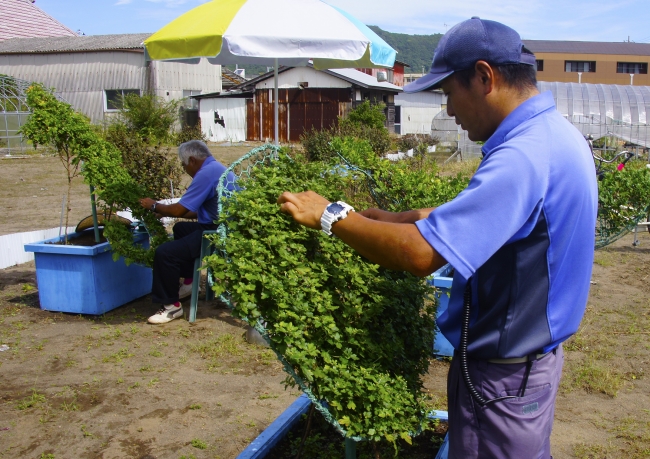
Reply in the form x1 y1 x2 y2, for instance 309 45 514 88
151 202 157 212
321 201 355 236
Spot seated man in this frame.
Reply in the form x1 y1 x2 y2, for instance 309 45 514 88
138 140 236 324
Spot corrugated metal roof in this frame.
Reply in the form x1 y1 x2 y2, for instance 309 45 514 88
524 40 650 56
231 64 402 92
325 68 402 92
0 33 152 54
0 0 77 40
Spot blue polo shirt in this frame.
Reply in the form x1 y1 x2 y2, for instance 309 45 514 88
179 156 237 225
416 91 598 359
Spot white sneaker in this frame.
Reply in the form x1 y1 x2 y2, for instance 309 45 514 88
178 283 194 299
148 304 183 324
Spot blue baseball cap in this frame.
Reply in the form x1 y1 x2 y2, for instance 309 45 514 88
404 17 536 93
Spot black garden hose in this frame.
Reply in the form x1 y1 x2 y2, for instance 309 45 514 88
460 281 516 407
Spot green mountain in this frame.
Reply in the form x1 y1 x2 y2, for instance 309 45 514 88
225 26 442 78
368 26 442 73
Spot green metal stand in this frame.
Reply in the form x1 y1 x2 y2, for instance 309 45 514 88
345 438 356 459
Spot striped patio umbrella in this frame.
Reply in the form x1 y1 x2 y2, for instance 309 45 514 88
144 0 397 143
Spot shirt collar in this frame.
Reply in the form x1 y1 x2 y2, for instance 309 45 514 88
481 91 556 157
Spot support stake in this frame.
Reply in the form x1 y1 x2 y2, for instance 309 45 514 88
345 438 356 459
90 185 100 243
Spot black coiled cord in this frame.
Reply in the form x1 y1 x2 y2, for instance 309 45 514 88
460 281 516 407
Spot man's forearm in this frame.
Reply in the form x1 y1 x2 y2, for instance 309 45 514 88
360 208 435 224
331 212 446 277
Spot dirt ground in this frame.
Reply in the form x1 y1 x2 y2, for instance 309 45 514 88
1 148 649 458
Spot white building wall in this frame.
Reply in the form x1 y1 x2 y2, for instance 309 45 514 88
395 91 446 135
0 51 146 123
199 98 247 142
0 52 222 123
152 58 222 102
254 67 350 90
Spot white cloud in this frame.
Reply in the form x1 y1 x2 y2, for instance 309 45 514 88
114 0 133 5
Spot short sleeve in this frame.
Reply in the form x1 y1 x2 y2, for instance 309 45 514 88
415 145 547 280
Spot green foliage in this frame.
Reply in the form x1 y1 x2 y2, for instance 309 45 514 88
301 101 392 159
331 137 469 212
368 26 443 73
597 161 650 247
342 100 386 130
22 84 168 265
105 123 184 200
205 145 469 443
396 134 439 154
300 127 335 162
175 120 208 146
113 93 180 144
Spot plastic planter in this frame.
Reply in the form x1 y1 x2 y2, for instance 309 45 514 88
237 394 449 459
428 264 455 357
24 231 152 315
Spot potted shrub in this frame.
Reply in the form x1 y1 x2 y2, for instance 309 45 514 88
21 84 165 314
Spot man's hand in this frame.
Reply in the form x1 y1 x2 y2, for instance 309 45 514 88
277 191 331 230
139 197 156 211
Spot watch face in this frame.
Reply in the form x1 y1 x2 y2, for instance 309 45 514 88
327 202 346 214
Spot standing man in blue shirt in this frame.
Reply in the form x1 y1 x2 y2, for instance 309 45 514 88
139 140 236 325
278 18 597 458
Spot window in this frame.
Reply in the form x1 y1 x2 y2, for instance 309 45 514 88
565 61 596 73
617 62 648 74
105 89 140 111
182 90 201 109
536 60 544 72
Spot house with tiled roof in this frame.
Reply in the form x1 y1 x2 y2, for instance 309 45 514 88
0 0 77 40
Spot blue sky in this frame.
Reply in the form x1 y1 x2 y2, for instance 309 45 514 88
36 0 650 43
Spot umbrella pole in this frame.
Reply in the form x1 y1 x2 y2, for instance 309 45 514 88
274 58 279 146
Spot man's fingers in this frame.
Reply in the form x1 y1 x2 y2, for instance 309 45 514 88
279 201 297 215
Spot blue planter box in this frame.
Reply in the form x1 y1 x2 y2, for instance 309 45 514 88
429 264 455 358
24 231 152 315
237 394 449 459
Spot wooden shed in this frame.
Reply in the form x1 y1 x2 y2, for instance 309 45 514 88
197 65 402 143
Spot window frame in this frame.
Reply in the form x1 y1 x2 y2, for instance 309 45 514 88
104 89 141 112
536 60 544 72
616 62 648 74
564 61 597 73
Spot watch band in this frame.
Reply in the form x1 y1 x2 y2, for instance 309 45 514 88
321 201 355 236
151 202 157 212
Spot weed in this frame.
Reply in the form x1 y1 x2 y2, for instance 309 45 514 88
60 400 78 412
39 454 55 459
179 454 197 459
80 425 93 438
147 378 159 387
188 404 201 410
563 359 624 396
17 389 46 410
258 393 278 400
102 347 134 364
190 439 207 449
149 349 163 358
117 378 124 384
128 382 140 390
179 329 190 338
139 365 153 372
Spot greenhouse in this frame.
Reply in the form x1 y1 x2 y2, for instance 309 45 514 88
433 82 650 158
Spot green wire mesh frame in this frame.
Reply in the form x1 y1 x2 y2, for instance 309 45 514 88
595 205 650 249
